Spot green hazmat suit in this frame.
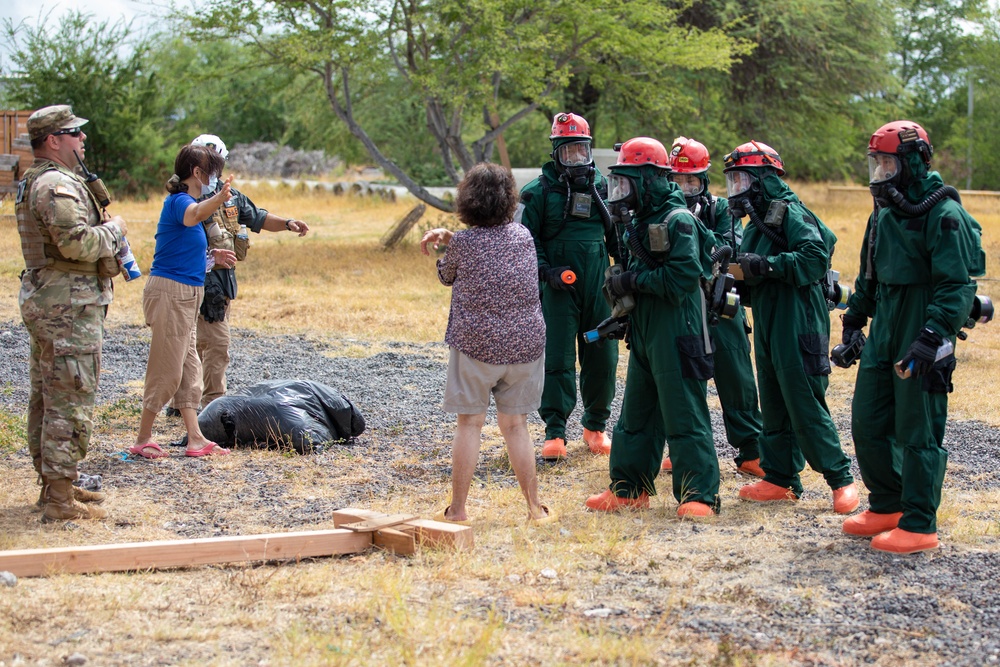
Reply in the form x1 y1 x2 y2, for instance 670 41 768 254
737 170 853 497
518 161 618 441
606 166 720 509
690 189 762 465
847 155 983 533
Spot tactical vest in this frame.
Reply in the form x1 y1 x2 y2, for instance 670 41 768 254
16 160 117 276
204 195 248 262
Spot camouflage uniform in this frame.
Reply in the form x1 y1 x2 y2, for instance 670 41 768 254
16 107 124 484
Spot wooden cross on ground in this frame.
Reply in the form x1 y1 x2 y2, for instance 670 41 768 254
0 508 471 578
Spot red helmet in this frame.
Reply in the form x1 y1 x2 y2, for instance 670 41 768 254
668 136 710 174
614 137 669 169
550 113 591 140
722 140 785 176
868 120 933 163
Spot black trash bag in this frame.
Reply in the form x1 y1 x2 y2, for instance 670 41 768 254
195 379 365 454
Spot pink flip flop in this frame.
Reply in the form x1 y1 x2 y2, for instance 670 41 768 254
128 442 170 459
185 442 230 457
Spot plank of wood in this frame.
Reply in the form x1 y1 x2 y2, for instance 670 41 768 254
0 529 373 578
399 519 474 550
341 514 418 532
332 507 473 550
373 528 417 555
332 507 385 526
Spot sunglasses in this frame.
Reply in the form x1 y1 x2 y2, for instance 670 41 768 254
52 127 83 137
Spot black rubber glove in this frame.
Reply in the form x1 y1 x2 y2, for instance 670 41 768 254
739 253 770 279
540 265 575 292
605 270 637 300
841 312 867 347
201 282 228 323
899 327 943 378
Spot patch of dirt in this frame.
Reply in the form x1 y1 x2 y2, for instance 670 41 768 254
1 320 998 666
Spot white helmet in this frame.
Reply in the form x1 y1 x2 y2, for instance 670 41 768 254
192 133 229 159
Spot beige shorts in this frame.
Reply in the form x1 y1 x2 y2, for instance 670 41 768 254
443 347 544 415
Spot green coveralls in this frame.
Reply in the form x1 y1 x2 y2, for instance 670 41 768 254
738 173 853 497
519 161 618 440
607 167 719 508
694 193 762 464
847 164 982 534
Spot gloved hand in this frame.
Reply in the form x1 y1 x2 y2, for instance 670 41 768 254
201 283 228 323
605 270 638 300
841 312 867 347
540 265 576 292
899 327 943 378
739 253 770 279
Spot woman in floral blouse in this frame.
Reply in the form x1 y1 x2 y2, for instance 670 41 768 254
420 163 557 526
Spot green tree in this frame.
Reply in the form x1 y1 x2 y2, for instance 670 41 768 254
1 11 171 195
147 36 296 147
936 8 1000 189
184 0 750 210
672 0 900 181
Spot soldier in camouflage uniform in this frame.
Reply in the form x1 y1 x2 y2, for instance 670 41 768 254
16 105 128 522
167 134 309 413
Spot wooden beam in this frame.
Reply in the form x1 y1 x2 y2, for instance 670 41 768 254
341 514 418 532
372 528 417 555
399 519 474 550
0 529 373 578
332 508 474 551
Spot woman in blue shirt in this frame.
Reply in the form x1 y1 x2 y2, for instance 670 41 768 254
130 144 237 459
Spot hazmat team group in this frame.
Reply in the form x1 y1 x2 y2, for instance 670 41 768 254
18 104 988 556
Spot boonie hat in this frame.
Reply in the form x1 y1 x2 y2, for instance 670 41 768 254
27 105 89 141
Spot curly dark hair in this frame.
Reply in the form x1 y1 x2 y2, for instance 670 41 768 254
455 163 518 228
166 144 225 194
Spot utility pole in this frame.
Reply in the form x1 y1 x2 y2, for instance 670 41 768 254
967 75 974 191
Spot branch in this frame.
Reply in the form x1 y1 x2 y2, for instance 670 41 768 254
323 63 453 211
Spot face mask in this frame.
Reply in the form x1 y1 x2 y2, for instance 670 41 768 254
202 174 218 197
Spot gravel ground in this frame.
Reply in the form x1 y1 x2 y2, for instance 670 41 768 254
2 319 999 665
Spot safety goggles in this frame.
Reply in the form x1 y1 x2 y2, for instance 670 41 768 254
606 173 635 203
868 152 900 184
669 173 705 197
556 141 593 168
725 170 754 198
52 127 83 137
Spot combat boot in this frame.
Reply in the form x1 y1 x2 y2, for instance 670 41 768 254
42 478 108 523
35 476 104 509
73 486 106 504
32 475 49 512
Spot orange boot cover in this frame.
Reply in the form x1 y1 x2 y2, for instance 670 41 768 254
585 489 650 512
871 528 939 554
738 480 799 502
541 438 567 461
842 510 903 537
832 483 860 514
736 459 765 478
677 502 715 518
582 429 611 455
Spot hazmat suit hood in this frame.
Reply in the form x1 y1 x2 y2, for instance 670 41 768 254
609 164 686 221
901 152 936 203
757 169 800 206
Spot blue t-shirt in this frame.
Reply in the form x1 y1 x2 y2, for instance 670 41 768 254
150 192 208 286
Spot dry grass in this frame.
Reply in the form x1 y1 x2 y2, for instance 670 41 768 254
1 183 999 666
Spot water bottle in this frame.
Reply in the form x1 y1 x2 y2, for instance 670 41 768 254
117 237 142 281
237 224 249 241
